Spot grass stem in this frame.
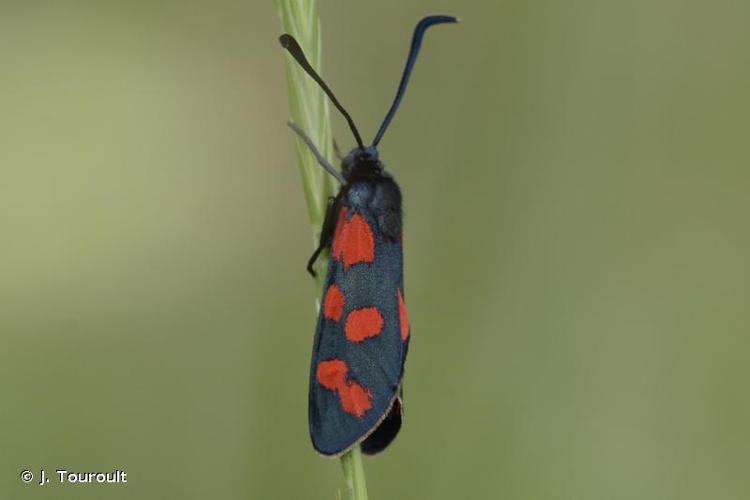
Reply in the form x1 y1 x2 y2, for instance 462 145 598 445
275 2 369 499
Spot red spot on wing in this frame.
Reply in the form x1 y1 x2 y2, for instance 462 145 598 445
398 289 410 341
345 307 384 342
316 359 373 418
341 214 375 269
332 209 375 270
338 382 373 417
323 284 345 322
316 359 348 390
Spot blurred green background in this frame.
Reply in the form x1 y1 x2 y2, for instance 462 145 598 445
2 0 749 498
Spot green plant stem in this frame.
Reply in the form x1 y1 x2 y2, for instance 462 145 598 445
275 2 369 499
276 0 336 289
340 446 369 500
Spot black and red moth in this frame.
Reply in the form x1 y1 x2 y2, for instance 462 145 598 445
280 15 457 457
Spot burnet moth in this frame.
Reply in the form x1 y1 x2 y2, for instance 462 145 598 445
280 15 458 457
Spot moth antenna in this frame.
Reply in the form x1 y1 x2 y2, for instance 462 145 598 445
280 34 365 149
372 15 459 147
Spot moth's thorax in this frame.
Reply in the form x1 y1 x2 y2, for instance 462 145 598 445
341 146 384 182
344 175 401 213
345 182 374 208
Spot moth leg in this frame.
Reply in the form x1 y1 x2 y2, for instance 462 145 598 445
287 122 345 184
307 196 340 278
333 139 344 161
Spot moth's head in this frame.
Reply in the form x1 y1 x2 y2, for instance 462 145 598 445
280 16 457 187
342 145 382 181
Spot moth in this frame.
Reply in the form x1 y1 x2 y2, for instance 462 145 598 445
280 15 458 456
